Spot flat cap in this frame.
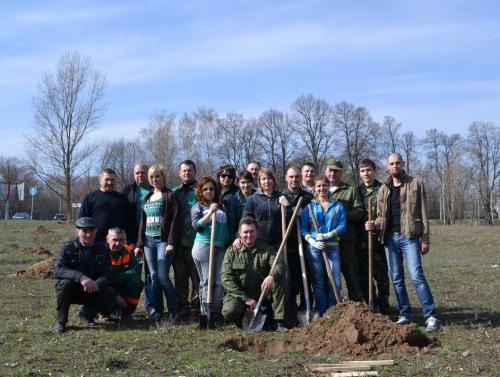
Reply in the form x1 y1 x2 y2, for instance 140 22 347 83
75 217 97 229
326 159 344 171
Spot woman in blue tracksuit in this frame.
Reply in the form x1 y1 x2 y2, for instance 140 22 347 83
301 176 346 316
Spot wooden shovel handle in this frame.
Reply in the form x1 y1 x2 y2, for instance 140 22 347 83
207 212 216 305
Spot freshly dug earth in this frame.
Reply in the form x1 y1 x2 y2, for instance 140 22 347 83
15 257 55 278
223 301 436 357
33 226 53 234
21 247 52 256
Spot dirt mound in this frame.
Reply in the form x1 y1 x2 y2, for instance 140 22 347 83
33 226 53 234
21 247 52 256
15 257 55 278
222 301 436 357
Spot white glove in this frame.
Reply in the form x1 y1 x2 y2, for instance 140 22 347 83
315 230 336 241
279 196 290 207
307 238 326 250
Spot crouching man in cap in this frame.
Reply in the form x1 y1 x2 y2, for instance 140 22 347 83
221 217 287 332
52 217 116 333
106 227 144 321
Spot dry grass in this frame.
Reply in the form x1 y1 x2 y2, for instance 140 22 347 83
0 220 498 376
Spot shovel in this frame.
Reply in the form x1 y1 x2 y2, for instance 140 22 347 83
243 197 303 331
296 217 314 325
308 205 342 304
368 201 375 311
200 212 216 330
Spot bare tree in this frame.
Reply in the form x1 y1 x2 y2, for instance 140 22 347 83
26 51 106 219
257 109 281 173
240 117 260 171
380 116 402 155
217 112 245 171
467 122 500 225
100 139 145 190
292 94 334 171
140 111 178 186
400 131 417 174
333 102 380 182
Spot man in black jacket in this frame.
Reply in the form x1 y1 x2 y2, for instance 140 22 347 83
79 168 130 243
52 217 116 333
122 163 154 315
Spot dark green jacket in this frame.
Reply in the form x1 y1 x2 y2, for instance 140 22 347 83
173 181 197 247
357 180 382 246
225 190 255 243
222 243 285 301
330 182 364 242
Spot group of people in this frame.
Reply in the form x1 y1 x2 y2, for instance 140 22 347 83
52 153 440 334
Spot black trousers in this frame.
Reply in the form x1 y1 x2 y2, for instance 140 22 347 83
55 279 116 325
357 240 390 309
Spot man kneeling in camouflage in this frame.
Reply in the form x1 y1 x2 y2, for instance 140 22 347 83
221 217 287 332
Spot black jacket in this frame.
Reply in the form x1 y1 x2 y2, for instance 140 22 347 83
242 190 283 245
53 239 112 290
122 182 153 244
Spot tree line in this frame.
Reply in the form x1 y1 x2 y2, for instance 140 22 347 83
1 52 498 224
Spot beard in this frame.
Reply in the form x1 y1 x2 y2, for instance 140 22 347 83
392 170 403 179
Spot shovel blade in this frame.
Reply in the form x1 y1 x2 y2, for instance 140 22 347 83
297 309 321 326
242 309 266 331
199 304 214 330
297 310 310 326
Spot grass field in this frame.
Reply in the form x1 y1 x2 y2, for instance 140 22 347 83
0 220 498 377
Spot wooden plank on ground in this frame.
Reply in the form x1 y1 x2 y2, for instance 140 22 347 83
329 372 378 376
308 360 394 368
343 360 394 367
308 365 372 372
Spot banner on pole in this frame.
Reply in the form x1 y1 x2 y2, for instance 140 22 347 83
0 183 25 201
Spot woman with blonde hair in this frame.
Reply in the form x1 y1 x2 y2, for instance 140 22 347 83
136 164 179 325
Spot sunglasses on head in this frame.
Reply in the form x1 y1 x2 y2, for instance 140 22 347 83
220 174 234 179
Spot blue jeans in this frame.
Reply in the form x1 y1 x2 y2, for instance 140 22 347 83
384 232 437 319
144 236 178 316
305 245 342 315
142 260 154 315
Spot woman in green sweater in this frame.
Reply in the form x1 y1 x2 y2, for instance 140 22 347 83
191 176 229 321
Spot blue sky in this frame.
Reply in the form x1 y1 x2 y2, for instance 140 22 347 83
1 0 499 158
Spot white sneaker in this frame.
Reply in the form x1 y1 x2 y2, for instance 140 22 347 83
425 316 440 332
396 316 411 325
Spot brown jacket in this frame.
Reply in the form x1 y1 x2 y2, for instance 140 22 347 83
137 188 179 247
375 173 430 244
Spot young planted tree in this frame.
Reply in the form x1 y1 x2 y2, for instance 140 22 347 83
26 51 106 219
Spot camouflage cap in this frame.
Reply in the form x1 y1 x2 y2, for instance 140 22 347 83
326 159 344 171
75 217 97 229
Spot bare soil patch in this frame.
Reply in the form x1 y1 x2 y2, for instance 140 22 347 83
14 257 54 278
21 247 52 256
33 226 53 234
223 301 436 357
